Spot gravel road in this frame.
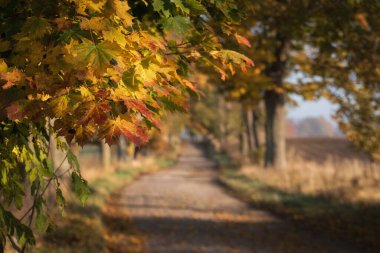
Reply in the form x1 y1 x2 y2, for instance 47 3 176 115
106 143 361 253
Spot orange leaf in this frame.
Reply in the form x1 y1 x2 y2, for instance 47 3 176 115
78 101 111 125
1 69 23 89
234 33 251 48
182 79 197 92
99 116 148 146
124 99 161 128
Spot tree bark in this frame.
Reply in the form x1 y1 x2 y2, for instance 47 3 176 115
117 136 127 162
242 108 253 153
217 95 227 148
240 107 250 162
264 37 289 169
264 90 286 169
252 110 260 149
101 140 112 172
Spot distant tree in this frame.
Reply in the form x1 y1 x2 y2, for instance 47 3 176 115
296 117 335 137
309 1 380 160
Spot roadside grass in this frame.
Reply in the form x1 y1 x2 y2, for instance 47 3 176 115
220 168 380 250
31 156 177 253
205 142 380 252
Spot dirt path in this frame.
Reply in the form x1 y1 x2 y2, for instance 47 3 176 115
105 143 360 253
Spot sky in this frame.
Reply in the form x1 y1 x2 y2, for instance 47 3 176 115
285 72 338 123
287 95 337 122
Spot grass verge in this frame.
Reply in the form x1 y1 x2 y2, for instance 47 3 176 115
32 156 177 253
220 168 380 248
206 143 380 252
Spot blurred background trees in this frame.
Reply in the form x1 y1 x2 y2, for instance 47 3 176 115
190 0 379 168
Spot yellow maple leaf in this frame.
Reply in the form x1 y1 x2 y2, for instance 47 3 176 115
112 0 134 27
79 17 107 31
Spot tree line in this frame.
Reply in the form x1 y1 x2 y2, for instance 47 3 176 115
191 0 379 168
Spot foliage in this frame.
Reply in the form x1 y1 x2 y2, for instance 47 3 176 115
0 0 252 251
196 0 380 163
308 1 380 160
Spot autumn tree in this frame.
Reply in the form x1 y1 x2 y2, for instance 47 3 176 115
212 0 379 168
201 0 322 168
0 0 252 251
308 1 380 161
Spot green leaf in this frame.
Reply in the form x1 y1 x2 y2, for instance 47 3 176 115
21 17 52 39
1 167 7 185
184 0 206 12
28 167 38 183
172 0 189 14
19 232 26 247
72 172 90 204
162 16 191 36
35 212 47 233
72 40 121 71
67 149 80 171
159 97 187 112
56 188 65 208
152 0 170 17
122 68 140 88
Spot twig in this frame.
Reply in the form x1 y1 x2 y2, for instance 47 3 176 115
6 235 21 253
20 155 68 222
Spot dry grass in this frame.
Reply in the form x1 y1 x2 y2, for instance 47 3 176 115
241 138 380 203
217 138 380 251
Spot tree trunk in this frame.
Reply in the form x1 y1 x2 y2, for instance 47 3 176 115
240 107 250 162
101 140 112 172
117 136 127 162
242 108 253 153
264 90 286 169
264 36 289 169
218 95 227 148
252 110 260 149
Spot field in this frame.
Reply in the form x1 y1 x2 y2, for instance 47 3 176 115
219 137 380 251
248 137 380 202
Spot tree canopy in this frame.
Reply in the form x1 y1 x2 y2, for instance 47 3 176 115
0 0 253 251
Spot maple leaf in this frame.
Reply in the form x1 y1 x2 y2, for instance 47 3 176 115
109 0 134 27
77 101 110 125
103 26 128 47
21 17 52 39
124 98 161 128
79 17 107 31
6 102 24 120
162 16 191 36
355 13 370 31
70 40 121 71
183 0 206 12
0 69 23 89
74 0 107 14
49 96 69 117
172 0 190 14
153 0 170 17
210 50 254 74
182 79 197 92
234 33 251 48
53 18 72 31
0 59 8 73
75 123 96 145
99 116 148 145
